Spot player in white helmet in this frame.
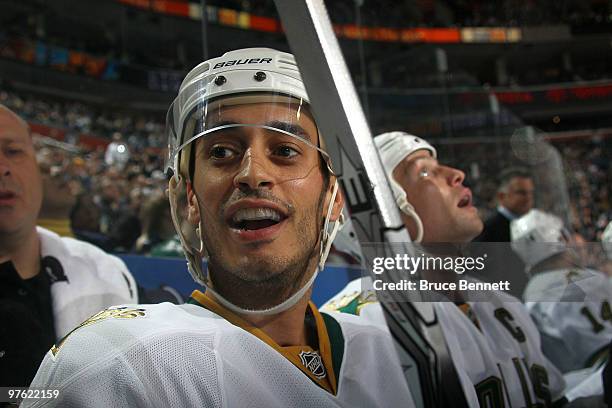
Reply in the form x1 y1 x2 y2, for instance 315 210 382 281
325 131 577 407
23 49 415 407
511 210 612 398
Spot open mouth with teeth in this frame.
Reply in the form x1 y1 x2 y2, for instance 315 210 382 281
230 208 286 231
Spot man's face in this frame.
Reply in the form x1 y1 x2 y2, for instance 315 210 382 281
38 155 76 214
499 177 534 216
187 102 340 307
0 107 43 238
393 150 483 243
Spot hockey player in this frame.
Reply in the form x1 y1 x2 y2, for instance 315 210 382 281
0 105 138 387
23 49 415 407
511 210 612 399
325 131 571 407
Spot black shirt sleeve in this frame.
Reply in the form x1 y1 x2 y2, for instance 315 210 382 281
0 261 56 387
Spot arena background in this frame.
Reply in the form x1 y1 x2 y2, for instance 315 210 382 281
1 0 610 302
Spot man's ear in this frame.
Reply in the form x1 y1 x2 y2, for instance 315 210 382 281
186 182 201 225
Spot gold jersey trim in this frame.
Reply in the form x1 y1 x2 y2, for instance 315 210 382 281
51 307 146 356
190 290 338 395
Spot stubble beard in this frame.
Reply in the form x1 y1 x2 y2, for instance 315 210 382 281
201 188 327 310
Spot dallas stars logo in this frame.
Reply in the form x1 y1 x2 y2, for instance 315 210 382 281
299 350 326 379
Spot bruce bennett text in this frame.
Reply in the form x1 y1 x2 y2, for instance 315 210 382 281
373 279 511 292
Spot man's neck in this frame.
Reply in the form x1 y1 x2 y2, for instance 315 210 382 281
207 289 312 347
38 207 71 219
244 293 312 347
0 228 41 279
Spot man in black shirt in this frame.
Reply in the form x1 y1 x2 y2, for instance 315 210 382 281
0 105 138 387
0 263 55 386
0 105 51 386
474 167 535 296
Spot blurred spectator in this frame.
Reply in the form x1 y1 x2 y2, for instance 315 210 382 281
0 90 165 150
104 132 130 169
0 105 137 387
135 193 182 257
93 177 141 252
36 146 77 237
475 167 534 242
70 193 111 249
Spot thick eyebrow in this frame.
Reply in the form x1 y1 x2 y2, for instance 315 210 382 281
264 121 312 142
0 136 29 146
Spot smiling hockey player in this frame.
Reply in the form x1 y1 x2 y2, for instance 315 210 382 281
22 48 415 407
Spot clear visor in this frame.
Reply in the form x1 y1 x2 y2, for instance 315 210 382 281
166 92 333 179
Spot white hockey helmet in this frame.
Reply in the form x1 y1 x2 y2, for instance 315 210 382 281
165 48 343 315
510 209 568 267
166 48 313 176
602 221 612 260
373 131 437 242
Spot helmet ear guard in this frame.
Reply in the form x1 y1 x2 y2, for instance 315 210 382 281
398 199 425 243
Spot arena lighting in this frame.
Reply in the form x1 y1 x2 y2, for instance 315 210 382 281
116 0 521 44
493 83 612 105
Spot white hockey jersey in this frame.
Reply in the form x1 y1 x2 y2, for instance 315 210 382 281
523 267 612 373
323 278 566 407
23 290 415 408
37 226 138 339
